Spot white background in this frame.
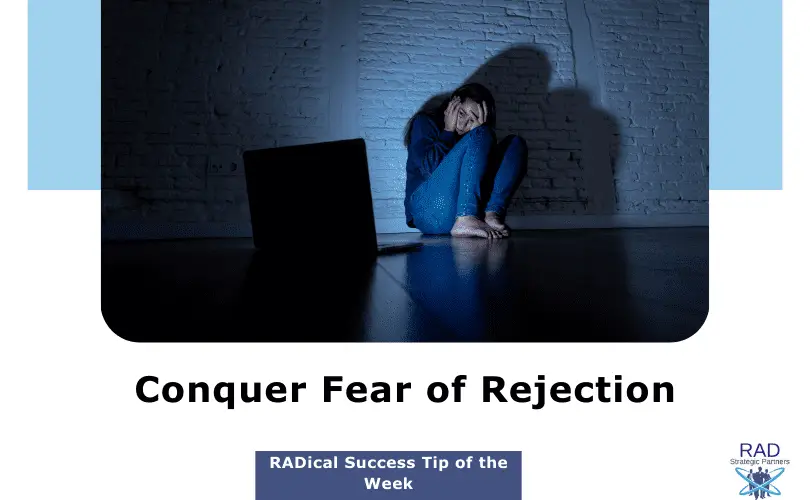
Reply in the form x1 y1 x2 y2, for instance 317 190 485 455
1 1 807 498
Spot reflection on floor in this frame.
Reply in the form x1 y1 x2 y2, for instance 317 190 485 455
102 228 708 342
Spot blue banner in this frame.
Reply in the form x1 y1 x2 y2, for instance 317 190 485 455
255 451 521 499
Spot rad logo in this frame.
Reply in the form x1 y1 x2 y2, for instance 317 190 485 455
731 443 790 497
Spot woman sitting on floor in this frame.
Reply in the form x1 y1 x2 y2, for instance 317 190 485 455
403 83 528 238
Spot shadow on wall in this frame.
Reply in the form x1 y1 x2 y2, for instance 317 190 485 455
404 44 621 217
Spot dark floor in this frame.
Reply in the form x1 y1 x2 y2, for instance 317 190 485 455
101 228 708 342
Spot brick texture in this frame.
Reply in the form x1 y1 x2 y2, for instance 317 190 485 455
585 0 709 214
101 0 708 232
102 0 326 224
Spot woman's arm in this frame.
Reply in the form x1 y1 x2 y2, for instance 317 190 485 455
408 114 457 177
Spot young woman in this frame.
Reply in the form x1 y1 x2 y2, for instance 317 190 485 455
404 83 528 238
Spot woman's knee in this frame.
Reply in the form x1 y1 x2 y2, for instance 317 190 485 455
462 125 496 148
503 134 529 175
502 134 528 156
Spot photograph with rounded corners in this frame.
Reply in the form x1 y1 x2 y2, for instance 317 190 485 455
101 0 708 342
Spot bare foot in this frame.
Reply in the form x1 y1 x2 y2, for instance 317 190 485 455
450 215 503 239
485 212 511 237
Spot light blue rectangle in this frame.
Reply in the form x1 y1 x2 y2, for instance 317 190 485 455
710 0 782 189
28 0 100 190
27 1 780 190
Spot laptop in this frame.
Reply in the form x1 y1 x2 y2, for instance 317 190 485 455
242 138 422 258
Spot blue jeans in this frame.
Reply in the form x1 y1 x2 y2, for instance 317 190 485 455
410 126 528 235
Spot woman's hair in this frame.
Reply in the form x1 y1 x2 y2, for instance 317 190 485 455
403 82 497 147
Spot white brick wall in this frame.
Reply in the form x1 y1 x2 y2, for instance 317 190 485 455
102 0 327 225
101 0 708 237
585 0 709 214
